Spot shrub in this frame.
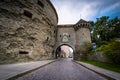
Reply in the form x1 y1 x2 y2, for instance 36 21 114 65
97 44 107 51
83 41 93 53
104 50 120 64
103 41 120 64
96 41 108 47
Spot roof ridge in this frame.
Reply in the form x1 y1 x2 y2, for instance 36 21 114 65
76 19 87 25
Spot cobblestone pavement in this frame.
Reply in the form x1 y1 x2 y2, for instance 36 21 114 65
16 58 107 80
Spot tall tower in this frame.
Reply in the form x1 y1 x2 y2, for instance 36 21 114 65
74 19 91 59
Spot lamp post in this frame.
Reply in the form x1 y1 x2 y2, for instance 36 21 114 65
92 42 98 61
97 34 100 39
90 30 93 41
97 34 100 42
95 34 100 61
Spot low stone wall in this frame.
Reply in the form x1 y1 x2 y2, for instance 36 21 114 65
88 52 108 62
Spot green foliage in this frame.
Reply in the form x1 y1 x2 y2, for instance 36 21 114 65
109 17 120 38
104 50 120 64
96 40 120 64
83 41 93 53
77 41 92 54
92 16 120 43
75 41 92 60
98 41 108 45
103 41 120 64
96 45 106 51
94 16 110 41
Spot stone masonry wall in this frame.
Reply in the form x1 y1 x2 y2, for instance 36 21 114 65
75 28 91 51
56 22 91 59
0 0 58 64
56 27 76 50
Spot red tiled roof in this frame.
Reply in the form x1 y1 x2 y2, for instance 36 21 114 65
76 19 87 24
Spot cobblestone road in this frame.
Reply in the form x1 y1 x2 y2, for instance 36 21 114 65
16 58 107 80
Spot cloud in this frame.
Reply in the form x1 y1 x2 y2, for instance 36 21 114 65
100 2 120 14
51 0 120 24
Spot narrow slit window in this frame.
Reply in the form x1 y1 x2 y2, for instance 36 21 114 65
38 0 44 8
83 24 85 27
1 0 11 2
19 51 29 54
24 10 32 18
69 35 70 37
46 37 49 41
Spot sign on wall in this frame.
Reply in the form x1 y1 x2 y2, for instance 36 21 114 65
92 42 96 50
62 33 69 42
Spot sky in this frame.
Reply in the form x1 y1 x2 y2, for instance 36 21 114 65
51 0 120 24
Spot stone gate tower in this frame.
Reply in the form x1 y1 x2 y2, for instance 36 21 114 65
74 19 91 50
55 19 91 59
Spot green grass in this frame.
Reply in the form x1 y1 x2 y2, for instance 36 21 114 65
80 60 120 73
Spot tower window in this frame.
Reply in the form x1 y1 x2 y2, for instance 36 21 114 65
46 37 49 41
80 24 82 26
24 10 32 18
0 0 11 2
19 51 29 54
83 24 85 27
38 0 44 8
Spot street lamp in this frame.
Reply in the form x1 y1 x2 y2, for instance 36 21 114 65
91 31 93 34
90 31 94 41
97 34 100 39
97 34 101 41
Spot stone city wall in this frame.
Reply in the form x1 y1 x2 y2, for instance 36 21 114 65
0 0 58 64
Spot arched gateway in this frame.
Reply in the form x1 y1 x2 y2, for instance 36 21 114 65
54 19 92 59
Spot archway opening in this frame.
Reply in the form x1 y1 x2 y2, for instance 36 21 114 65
55 44 73 59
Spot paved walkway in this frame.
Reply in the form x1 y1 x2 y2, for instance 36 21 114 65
75 61 120 80
0 60 55 80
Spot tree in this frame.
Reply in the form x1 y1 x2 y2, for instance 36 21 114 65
92 16 120 42
95 16 110 41
108 17 120 38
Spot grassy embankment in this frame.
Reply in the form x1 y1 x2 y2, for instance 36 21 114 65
80 60 120 73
